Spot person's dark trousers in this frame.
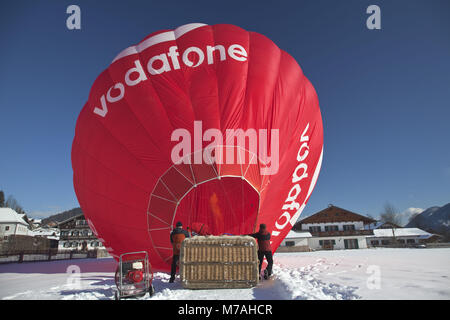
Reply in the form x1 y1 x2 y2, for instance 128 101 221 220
170 255 180 281
258 251 273 276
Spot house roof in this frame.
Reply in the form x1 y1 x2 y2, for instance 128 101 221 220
370 228 433 239
57 213 85 226
30 227 60 240
296 205 377 225
0 208 29 225
285 230 313 239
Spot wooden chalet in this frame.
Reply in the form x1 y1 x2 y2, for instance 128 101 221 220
58 213 103 251
292 205 377 250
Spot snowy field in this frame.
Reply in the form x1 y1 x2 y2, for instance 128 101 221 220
0 248 449 300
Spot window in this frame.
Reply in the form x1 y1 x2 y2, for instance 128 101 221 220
406 239 416 244
343 225 355 231
381 240 390 245
325 225 338 232
371 240 379 246
285 241 295 247
309 226 321 232
64 242 70 248
397 239 405 244
344 239 359 249
320 240 335 248
72 242 79 247
5 226 10 231
76 220 87 226
72 231 79 236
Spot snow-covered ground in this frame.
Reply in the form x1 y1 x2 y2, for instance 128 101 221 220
0 248 449 300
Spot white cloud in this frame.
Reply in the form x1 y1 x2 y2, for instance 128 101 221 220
399 207 424 224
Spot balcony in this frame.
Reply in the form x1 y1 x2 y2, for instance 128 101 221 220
310 229 374 237
60 224 90 230
60 234 97 241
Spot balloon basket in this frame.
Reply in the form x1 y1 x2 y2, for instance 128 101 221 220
179 235 259 289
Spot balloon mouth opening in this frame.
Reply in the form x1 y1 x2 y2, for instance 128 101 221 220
174 176 260 236
146 146 266 265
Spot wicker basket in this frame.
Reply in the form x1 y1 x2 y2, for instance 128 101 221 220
179 235 259 289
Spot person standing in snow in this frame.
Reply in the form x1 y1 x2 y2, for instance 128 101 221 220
169 221 190 283
248 223 273 279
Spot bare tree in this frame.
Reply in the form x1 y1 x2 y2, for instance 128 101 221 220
380 202 402 245
5 195 25 214
380 202 402 226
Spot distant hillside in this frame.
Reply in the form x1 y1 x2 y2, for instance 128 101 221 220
406 203 450 240
41 207 83 225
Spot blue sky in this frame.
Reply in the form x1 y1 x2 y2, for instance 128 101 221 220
0 0 449 221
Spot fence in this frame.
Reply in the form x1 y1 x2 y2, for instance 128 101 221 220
0 249 103 264
277 245 311 252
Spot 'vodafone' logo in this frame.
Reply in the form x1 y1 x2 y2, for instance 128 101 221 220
93 44 247 118
148 44 247 75
271 123 323 241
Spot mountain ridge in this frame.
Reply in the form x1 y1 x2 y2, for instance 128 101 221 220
41 207 83 225
406 203 450 240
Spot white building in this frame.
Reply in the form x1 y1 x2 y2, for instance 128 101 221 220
367 228 436 247
281 230 312 250
0 208 31 239
291 205 376 250
57 213 104 251
281 205 440 251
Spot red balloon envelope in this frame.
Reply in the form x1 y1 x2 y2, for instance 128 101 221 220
72 23 323 271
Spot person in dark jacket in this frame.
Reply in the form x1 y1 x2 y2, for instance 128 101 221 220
169 221 190 283
248 224 273 279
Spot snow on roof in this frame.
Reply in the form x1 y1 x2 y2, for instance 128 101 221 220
0 208 29 225
32 227 59 234
285 230 312 239
371 228 433 239
29 227 60 240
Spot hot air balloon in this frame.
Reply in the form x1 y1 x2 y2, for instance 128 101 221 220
72 23 323 271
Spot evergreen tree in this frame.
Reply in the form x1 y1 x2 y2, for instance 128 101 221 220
0 190 4 207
